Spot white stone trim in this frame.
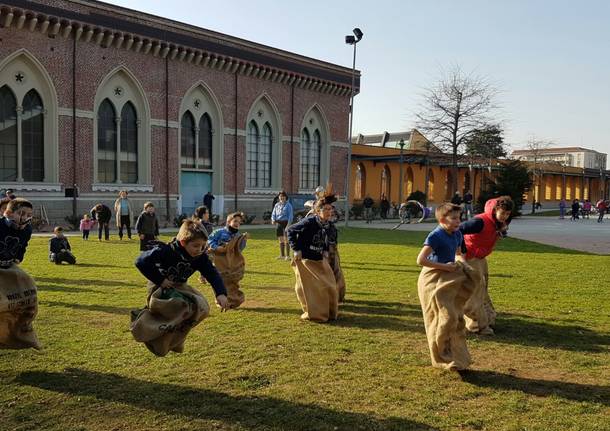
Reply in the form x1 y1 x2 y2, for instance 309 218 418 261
224 127 246 136
243 189 282 195
151 119 179 128
1 182 62 192
58 107 95 118
92 183 154 192
330 141 349 148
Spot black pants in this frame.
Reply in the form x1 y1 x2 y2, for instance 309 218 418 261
51 251 76 265
118 215 132 239
98 222 110 240
598 210 605 222
140 234 156 251
82 230 89 240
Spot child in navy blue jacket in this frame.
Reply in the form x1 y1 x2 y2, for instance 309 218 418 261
49 226 76 265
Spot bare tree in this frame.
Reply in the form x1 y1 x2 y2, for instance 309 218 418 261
416 66 500 196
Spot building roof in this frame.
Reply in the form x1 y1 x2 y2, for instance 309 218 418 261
0 0 358 94
352 131 412 147
512 147 606 155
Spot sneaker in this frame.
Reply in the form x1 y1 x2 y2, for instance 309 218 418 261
276 256 284 260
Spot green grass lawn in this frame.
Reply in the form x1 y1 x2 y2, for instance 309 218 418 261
1 229 609 431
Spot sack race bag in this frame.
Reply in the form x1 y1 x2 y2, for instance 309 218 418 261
0 265 40 350
131 282 209 357
293 258 338 323
210 234 246 309
328 245 346 303
463 258 497 334
417 261 476 370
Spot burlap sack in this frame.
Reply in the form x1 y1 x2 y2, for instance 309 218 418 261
417 261 476 370
0 265 40 350
328 245 346 303
293 258 338 323
463 258 497 334
130 282 210 357
210 234 246 309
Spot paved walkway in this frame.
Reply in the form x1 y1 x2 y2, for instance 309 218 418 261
343 216 610 255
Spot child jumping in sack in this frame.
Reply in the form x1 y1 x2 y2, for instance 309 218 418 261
207 212 249 309
132 219 228 356
0 198 40 350
416 203 476 371
49 226 76 265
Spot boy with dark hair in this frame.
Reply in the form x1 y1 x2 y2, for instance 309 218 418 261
90 203 112 241
135 202 159 251
132 219 228 356
459 196 514 335
0 198 40 349
192 206 214 236
49 226 76 265
416 203 475 371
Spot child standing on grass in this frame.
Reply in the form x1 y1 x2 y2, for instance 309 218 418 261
0 198 40 350
193 206 214 236
271 191 293 260
135 202 159 251
459 196 513 335
79 213 95 240
49 226 76 265
207 212 249 309
131 219 228 356
416 203 475 371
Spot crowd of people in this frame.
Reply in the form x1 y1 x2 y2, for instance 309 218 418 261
558 198 608 222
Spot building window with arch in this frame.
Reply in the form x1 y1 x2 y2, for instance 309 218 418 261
381 165 391 199
180 111 196 169
355 163 366 199
198 113 212 169
97 98 140 184
181 110 213 171
246 120 272 188
300 128 321 190
0 86 45 182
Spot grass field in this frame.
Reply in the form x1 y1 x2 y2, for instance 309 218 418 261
1 228 609 431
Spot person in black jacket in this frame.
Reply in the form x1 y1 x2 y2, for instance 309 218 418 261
90 203 112 241
135 202 160 251
49 226 76 265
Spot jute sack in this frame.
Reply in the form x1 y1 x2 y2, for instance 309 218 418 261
293 258 338 323
210 234 246 309
463 258 497 333
0 265 40 350
417 261 476 370
131 282 210 357
328 245 346 303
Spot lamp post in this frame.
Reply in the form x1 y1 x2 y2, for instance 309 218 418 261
398 139 405 206
343 27 363 228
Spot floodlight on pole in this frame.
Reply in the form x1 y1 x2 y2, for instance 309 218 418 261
343 27 363 227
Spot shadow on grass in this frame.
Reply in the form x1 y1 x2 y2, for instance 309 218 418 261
246 285 293 292
35 277 134 288
36 284 97 294
340 265 420 274
246 270 292 278
17 369 436 431
341 299 422 317
460 369 610 406
491 314 610 353
43 301 131 316
76 263 128 268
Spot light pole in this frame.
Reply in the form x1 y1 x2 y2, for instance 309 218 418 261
344 27 363 228
398 139 405 206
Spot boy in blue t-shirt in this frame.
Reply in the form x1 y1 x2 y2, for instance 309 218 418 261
416 203 463 271
416 203 474 371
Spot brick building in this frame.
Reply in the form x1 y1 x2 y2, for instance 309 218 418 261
0 0 357 225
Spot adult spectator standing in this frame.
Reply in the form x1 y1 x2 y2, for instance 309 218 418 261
380 195 390 219
463 190 474 220
113 191 133 240
363 195 374 224
596 198 607 223
559 199 567 220
90 203 112 241
203 191 215 213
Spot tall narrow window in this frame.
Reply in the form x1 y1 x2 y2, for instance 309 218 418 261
260 122 272 188
198 113 212 169
300 129 311 189
311 129 321 187
381 165 391 199
22 90 45 182
0 86 17 182
97 99 117 183
180 111 196 169
120 102 138 183
246 121 259 188
355 163 366 199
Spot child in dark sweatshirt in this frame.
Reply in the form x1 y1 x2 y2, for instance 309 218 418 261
135 202 159 251
49 226 76 265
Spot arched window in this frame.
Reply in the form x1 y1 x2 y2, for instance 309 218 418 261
21 89 44 182
428 169 435 201
300 128 311 189
198 113 212 169
355 163 366 199
246 119 273 189
180 111 196 169
97 98 117 183
406 166 414 197
0 86 17 182
311 130 321 187
260 122 272 188
381 165 391 199
120 102 138 183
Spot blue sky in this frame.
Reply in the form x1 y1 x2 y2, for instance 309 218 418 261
105 0 610 156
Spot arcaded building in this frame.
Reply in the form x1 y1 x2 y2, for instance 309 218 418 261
0 0 357 224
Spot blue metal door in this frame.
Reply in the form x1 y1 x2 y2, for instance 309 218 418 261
180 172 212 216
